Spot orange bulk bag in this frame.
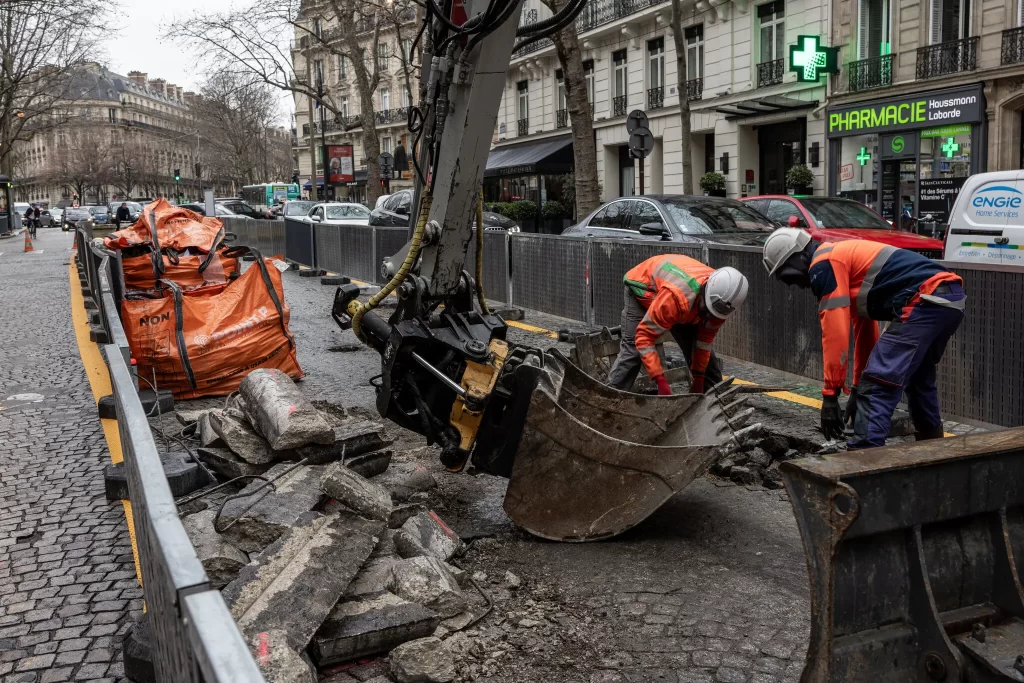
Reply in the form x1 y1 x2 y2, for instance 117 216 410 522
122 253 303 399
121 246 241 292
105 198 225 252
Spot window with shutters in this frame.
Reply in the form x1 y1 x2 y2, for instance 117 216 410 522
339 55 347 79
930 0 971 42
757 1 785 63
377 43 389 71
380 87 390 110
583 59 595 109
858 0 891 58
612 49 628 100
517 81 529 121
556 70 566 111
685 25 704 80
648 38 664 90
382 136 392 154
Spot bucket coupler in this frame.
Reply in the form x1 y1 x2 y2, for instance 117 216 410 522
781 428 1024 682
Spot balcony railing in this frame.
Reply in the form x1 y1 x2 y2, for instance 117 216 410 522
375 106 411 125
756 59 785 88
1002 27 1024 65
612 95 627 117
517 118 529 136
916 37 978 79
848 54 894 92
301 114 362 137
513 0 664 58
647 86 664 110
556 108 569 128
296 9 417 49
686 77 703 101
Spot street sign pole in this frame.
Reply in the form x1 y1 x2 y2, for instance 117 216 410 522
639 156 644 196
628 124 654 196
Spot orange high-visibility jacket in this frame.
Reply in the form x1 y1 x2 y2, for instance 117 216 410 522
809 240 962 395
623 254 723 380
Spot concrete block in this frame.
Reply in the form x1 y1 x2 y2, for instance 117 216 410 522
103 453 211 501
322 462 393 522
347 557 398 597
196 447 273 481
249 630 317 683
175 409 206 425
219 463 327 552
391 556 468 618
375 464 437 503
321 275 349 285
121 613 154 683
388 636 455 683
347 449 394 479
209 408 273 464
389 503 427 530
224 511 384 654
311 592 440 667
393 512 465 561
298 268 326 277
89 326 109 343
293 421 393 465
181 509 249 589
97 388 173 420
239 368 334 450
198 412 225 448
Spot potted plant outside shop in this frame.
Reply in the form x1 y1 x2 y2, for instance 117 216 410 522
786 165 815 196
700 172 727 198
511 200 539 232
541 200 571 234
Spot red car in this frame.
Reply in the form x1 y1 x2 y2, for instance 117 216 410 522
741 195 945 258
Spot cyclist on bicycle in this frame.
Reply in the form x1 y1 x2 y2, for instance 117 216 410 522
23 203 40 237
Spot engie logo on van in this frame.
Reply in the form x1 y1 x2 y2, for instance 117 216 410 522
971 186 1023 209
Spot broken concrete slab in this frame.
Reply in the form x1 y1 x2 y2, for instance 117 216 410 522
198 411 225 448
249 630 317 683
389 503 427 530
175 408 206 425
394 512 465 562
391 556 468 618
388 636 455 683
311 592 441 667
224 511 384 655
209 408 273 464
293 421 393 464
346 557 398 597
322 462 393 522
375 464 437 503
239 368 334 450
345 449 393 478
219 463 327 552
196 447 273 481
181 509 248 589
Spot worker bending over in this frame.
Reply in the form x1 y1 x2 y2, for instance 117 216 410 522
762 229 965 448
607 254 748 395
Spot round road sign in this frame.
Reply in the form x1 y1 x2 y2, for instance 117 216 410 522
626 110 648 135
629 125 654 159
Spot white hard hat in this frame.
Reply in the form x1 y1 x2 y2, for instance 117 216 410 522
704 267 748 319
762 228 812 276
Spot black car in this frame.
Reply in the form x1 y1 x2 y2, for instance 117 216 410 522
62 207 94 230
108 201 143 225
369 190 519 231
180 203 237 218
87 206 110 225
561 195 777 245
215 198 264 219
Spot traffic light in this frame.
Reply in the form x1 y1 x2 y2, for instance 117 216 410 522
174 168 180 181
291 173 300 185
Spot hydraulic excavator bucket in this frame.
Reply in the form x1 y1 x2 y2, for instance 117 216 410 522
502 350 754 542
781 428 1024 683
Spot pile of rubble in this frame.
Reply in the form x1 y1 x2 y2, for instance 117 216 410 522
124 369 489 683
709 434 800 489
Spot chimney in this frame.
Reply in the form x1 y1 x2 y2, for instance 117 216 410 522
128 71 148 87
176 86 184 102
149 78 166 96
166 83 177 101
183 91 199 107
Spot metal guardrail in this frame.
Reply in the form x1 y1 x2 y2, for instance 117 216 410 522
75 228 264 683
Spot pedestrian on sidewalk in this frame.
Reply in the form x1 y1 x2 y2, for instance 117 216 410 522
114 202 131 229
606 254 748 395
762 228 965 449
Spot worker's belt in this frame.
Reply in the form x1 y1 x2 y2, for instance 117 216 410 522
919 282 966 310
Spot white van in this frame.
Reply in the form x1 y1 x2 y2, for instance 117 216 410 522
944 171 1024 265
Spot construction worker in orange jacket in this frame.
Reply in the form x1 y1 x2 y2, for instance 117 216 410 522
763 229 965 448
607 254 749 395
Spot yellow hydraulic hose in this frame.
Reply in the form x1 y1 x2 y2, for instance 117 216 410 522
349 189 432 343
475 188 489 315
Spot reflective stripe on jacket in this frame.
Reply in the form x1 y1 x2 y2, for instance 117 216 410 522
809 240 962 394
623 254 720 379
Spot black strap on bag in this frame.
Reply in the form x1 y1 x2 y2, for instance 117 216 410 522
156 278 197 391
148 209 166 278
198 227 226 273
248 249 296 351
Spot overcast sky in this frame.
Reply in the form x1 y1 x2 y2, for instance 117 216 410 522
101 0 295 123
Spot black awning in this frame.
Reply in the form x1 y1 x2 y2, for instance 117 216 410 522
485 135 574 178
714 95 817 120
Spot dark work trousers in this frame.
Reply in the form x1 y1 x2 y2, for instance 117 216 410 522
606 285 723 392
849 283 966 449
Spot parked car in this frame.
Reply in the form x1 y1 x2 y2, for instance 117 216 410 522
271 200 316 219
369 189 520 231
48 207 63 226
87 205 110 225
215 197 264 219
108 201 143 225
62 207 94 231
562 195 777 245
943 170 1024 265
741 195 945 258
375 194 391 209
306 202 372 226
180 202 237 217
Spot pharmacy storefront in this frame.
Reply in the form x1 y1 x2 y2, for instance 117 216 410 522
827 85 986 229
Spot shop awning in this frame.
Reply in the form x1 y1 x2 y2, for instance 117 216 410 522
714 95 817 120
302 177 325 190
485 135 574 178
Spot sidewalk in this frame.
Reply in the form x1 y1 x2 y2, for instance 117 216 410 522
0 229 140 682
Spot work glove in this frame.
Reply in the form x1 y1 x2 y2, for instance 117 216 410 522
844 386 859 426
689 372 705 394
820 394 845 440
654 375 672 396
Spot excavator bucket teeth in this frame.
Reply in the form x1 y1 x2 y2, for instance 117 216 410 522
781 428 1024 683
502 350 735 542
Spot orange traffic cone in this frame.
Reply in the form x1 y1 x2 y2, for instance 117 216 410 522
23 229 33 252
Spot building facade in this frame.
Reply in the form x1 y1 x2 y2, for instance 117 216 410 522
291 6 419 204
495 0 832 208
12 63 223 206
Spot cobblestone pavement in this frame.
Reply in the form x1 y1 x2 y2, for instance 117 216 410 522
0 229 140 682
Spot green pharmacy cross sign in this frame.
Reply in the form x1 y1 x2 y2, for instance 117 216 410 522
789 35 840 83
942 136 960 158
856 147 871 166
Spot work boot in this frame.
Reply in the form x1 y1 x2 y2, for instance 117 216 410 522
914 425 945 441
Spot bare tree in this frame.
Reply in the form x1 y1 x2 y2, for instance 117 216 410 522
108 131 146 199
45 127 111 203
670 0 694 194
0 0 113 176
538 0 600 217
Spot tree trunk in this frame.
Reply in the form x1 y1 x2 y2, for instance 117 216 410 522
670 0 694 195
349 32 381 205
546 1 600 217
305 59 319 201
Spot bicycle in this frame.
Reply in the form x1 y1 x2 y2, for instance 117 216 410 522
27 218 38 239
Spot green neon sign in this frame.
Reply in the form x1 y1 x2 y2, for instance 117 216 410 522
891 136 905 154
856 147 871 165
789 35 839 83
941 137 960 158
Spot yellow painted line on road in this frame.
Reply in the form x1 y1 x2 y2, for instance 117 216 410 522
507 320 559 339
68 260 143 588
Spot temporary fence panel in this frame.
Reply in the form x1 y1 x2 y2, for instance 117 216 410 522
183 591 265 681
510 234 589 322
374 227 409 285
284 217 314 267
271 220 286 258
337 225 377 283
315 224 344 274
